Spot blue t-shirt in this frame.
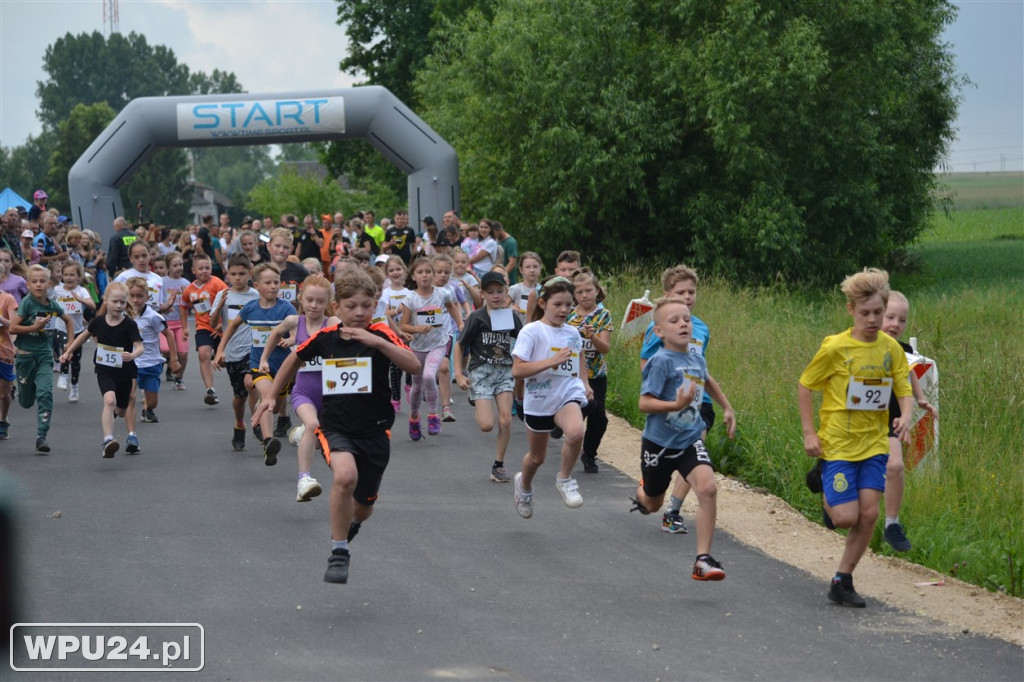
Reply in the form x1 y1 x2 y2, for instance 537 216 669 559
640 347 707 450
639 314 712 405
238 298 294 373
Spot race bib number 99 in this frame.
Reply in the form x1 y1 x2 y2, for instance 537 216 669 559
322 357 372 395
846 377 892 410
549 347 579 377
96 344 123 368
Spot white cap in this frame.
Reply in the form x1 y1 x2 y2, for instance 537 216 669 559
374 254 389 265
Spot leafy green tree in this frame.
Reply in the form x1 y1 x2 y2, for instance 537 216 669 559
44 102 118 211
0 132 56 200
247 166 400 222
415 0 962 284
37 31 190 130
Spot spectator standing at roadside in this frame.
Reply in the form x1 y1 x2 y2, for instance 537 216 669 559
493 221 519 285
383 210 417 264
107 217 139 276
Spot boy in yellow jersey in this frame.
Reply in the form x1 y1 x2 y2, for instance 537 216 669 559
798 268 912 608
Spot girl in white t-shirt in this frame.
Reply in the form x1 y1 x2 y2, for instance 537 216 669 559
399 256 464 441
161 253 190 388
452 249 482 309
469 220 499 278
381 256 411 411
511 276 592 518
53 261 96 401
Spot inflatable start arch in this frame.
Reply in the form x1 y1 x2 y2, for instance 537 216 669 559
69 86 459 237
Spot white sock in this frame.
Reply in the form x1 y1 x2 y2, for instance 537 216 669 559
885 516 899 527
332 539 348 552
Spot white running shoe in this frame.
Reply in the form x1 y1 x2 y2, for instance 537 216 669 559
288 424 305 446
555 477 583 508
68 384 79 402
513 472 533 519
296 476 322 502
57 375 68 391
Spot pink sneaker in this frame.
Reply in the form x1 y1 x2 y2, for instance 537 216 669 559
427 414 441 436
409 417 422 441
391 399 401 413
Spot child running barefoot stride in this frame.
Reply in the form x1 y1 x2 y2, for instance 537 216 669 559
260 274 338 502
511 276 592 517
398 256 463 440
799 268 913 608
252 268 420 584
454 271 523 482
629 297 725 581
60 282 143 458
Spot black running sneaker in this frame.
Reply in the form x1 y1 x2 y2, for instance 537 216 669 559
822 505 836 530
263 438 281 466
35 436 51 453
628 496 651 515
273 416 292 438
884 523 912 552
232 427 245 451
347 520 362 543
581 455 598 473
828 575 866 607
806 458 824 494
324 548 350 584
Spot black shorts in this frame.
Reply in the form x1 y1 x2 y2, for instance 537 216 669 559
700 402 716 432
225 359 250 399
195 329 217 351
97 374 135 410
640 437 713 498
315 428 391 507
524 400 582 433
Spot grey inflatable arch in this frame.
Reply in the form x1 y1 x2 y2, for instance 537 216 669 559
69 86 459 237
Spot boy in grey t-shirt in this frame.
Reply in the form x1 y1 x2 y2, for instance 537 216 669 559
211 255 260 450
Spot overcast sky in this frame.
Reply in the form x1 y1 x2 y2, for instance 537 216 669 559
1 0 1021 173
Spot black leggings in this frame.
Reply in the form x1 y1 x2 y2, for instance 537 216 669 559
389 361 403 401
582 375 608 458
55 331 82 385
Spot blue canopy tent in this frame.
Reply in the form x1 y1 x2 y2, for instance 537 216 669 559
0 187 31 213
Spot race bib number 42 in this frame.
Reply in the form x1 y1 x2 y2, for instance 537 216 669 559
322 357 372 395
416 308 444 327
846 377 892 410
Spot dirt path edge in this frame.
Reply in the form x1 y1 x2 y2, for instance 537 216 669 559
599 413 1024 646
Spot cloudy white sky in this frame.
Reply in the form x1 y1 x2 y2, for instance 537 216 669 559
0 0 1021 172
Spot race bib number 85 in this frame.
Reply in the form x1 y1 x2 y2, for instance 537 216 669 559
549 347 579 377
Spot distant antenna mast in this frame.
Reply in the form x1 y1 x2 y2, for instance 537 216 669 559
103 0 119 35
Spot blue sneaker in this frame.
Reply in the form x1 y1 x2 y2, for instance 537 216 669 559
125 433 141 454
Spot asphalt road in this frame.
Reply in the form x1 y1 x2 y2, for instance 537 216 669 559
2 349 1021 681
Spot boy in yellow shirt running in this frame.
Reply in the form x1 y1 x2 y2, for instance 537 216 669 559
798 268 912 608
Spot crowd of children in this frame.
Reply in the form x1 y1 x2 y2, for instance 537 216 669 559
2 211 936 604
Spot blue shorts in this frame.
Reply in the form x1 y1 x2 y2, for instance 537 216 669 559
137 364 164 393
822 455 887 507
195 329 217 351
0 361 14 382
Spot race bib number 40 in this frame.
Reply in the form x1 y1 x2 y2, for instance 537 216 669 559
96 344 123 368
322 357 372 395
846 377 892 410
549 347 579 377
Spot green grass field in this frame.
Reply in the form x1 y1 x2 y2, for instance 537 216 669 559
937 171 1024 210
602 174 1024 596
